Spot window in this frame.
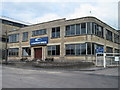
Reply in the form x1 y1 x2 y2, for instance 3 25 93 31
0 37 7 42
92 23 104 38
81 43 86 55
76 24 80 35
8 48 19 56
32 29 46 36
87 42 91 54
114 34 119 44
22 32 28 42
22 47 31 56
106 47 113 53
87 22 92 34
92 43 95 55
65 43 86 55
66 26 71 36
114 49 120 53
81 23 86 34
65 23 87 36
52 27 60 38
70 25 75 35
106 29 113 41
47 45 60 55
8 34 19 43
76 44 81 55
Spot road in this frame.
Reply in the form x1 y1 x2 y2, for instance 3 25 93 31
2 66 119 88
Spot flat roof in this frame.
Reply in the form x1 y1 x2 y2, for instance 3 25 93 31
0 16 31 25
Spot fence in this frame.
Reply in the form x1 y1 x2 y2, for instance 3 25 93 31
96 53 120 68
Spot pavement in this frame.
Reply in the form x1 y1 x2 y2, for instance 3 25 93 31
1 65 119 88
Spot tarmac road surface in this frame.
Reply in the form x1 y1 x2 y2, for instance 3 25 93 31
2 65 119 88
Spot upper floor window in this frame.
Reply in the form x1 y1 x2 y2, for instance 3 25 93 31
32 29 46 36
92 23 104 38
22 32 28 42
65 23 87 36
114 33 119 44
106 29 113 41
81 23 86 34
8 33 19 43
51 27 60 38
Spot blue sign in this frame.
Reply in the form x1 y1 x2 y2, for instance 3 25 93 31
30 37 48 45
96 47 104 53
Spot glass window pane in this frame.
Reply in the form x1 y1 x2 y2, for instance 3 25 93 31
70 25 75 35
71 44 75 55
76 44 80 55
87 43 91 54
76 24 80 35
66 26 70 36
81 43 86 55
81 23 86 34
87 22 91 34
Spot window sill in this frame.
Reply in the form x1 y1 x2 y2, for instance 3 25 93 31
8 42 19 43
22 56 31 57
22 40 28 42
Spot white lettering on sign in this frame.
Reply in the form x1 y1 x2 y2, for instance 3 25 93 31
31 41 47 45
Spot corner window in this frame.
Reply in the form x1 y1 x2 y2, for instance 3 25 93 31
106 29 113 41
51 27 60 38
81 43 86 55
114 33 119 44
81 23 86 34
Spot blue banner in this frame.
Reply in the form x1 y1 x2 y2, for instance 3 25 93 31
30 37 48 45
96 47 104 53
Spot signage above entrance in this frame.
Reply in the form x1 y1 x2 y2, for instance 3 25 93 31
30 37 48 45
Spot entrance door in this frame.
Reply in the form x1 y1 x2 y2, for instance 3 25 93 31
34 48 42 59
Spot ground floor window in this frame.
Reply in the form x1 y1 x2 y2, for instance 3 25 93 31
114 49 119 53
65 43 86 55
47 45 60 56
65 43 104 56
8 48 19 56
22 47 31 56
106 47 113 53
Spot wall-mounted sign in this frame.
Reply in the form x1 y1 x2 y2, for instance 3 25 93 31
114 57 119 61
30 37 48 45
96 47 104 53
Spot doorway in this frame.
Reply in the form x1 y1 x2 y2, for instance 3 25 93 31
34 48 42 59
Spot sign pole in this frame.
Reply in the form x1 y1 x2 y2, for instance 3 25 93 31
103 53 106 68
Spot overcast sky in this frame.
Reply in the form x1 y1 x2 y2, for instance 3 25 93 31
1 0 119 29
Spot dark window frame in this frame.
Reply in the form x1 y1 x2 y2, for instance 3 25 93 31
51 27 60 38
47 45 60 56
32 29 47 36
22 32 28 42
